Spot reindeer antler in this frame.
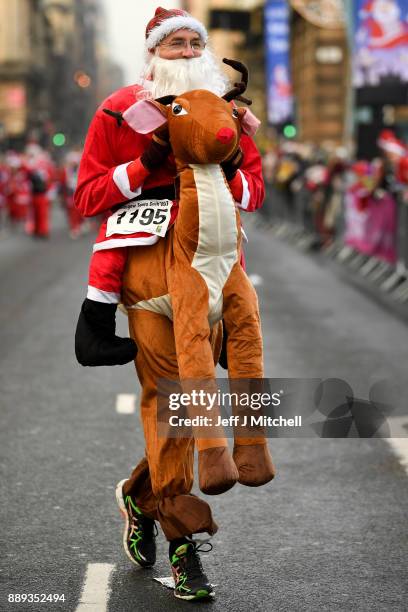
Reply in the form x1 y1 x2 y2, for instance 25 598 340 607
222 59 252 105
236 95 252 106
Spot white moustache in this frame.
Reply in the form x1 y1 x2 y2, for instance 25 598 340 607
141 49 230 99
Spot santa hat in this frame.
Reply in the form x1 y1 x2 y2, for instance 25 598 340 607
145 6 208 51
377 129 406 157
351 160 371 177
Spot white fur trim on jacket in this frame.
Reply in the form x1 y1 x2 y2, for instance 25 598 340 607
146 16 208 51
87 286 121 304
93 235 160 253
236 170 250 210
113 162 143 200
378 140 405 156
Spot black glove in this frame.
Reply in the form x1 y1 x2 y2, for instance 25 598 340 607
140 124 171 172
221 147 244 181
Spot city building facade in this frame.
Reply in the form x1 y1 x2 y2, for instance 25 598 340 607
184 0 349 149
0 0 121 150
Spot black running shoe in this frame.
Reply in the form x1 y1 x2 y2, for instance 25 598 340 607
170 540 214 600
115 479 157 568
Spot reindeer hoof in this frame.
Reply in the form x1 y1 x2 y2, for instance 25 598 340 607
198 446 239 495
233 443 276 487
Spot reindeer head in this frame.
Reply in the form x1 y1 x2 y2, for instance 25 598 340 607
118 60 260 166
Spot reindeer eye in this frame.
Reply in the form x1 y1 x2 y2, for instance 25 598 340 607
172 103 188 116
232 108 239 119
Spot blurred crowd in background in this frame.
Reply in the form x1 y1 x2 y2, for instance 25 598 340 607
0 144 86 240
2 124 407 277
262 128 408 268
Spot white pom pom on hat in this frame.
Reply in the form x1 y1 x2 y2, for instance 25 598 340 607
145 6 208 51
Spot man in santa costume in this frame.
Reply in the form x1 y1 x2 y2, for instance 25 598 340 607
74 7 265 600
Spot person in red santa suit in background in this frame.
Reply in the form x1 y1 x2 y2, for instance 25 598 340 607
73 7 265 600
378 129 408 187
378 129 408 206
0 155 8 231
5 151 31 226
59 149 84 239
25 143 55 238
396 151 408 188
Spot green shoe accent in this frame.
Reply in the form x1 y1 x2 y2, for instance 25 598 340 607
125 495 143 515
172 543 189 564
129 531 143 562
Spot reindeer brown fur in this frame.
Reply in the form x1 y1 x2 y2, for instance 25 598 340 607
119 62 275 539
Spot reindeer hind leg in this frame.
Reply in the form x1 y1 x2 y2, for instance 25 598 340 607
222 263 276 487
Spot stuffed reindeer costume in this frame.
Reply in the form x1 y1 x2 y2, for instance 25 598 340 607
125 65 274 572
119 60 275 495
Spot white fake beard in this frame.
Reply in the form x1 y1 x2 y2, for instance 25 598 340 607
140 49 230 99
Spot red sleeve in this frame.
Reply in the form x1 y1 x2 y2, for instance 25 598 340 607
74 104 150 218
228 134 265 212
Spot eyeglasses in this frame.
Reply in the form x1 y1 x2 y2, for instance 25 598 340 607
159 39 206 53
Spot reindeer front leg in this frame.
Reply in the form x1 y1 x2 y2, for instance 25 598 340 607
222 262 276 486
170 265 239 495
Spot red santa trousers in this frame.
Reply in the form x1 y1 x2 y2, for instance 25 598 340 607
32 193 50 237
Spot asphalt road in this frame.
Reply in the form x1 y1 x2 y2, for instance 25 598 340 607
0 209 407 611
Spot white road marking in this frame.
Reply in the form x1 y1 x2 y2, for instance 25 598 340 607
387 417 408 475
75 563 115 611
115 393 136 414
248 273 263 287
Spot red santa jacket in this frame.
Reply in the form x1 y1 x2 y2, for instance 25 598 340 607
74 84 265 252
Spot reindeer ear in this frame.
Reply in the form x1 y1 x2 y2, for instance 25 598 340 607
122 99 168 134
240 108 261 136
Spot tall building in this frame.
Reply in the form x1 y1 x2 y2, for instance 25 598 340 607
0 0 121 149
184 0 349 148
184 0 264 138
0 0 40 146
94 7 125 103
290 3 348 147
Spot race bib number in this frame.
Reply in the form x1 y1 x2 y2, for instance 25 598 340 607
106 199 172 238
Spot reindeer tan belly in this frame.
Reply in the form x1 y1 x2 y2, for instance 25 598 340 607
124 165 239 325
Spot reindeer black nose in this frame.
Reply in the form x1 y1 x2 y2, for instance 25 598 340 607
216 127 234 144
